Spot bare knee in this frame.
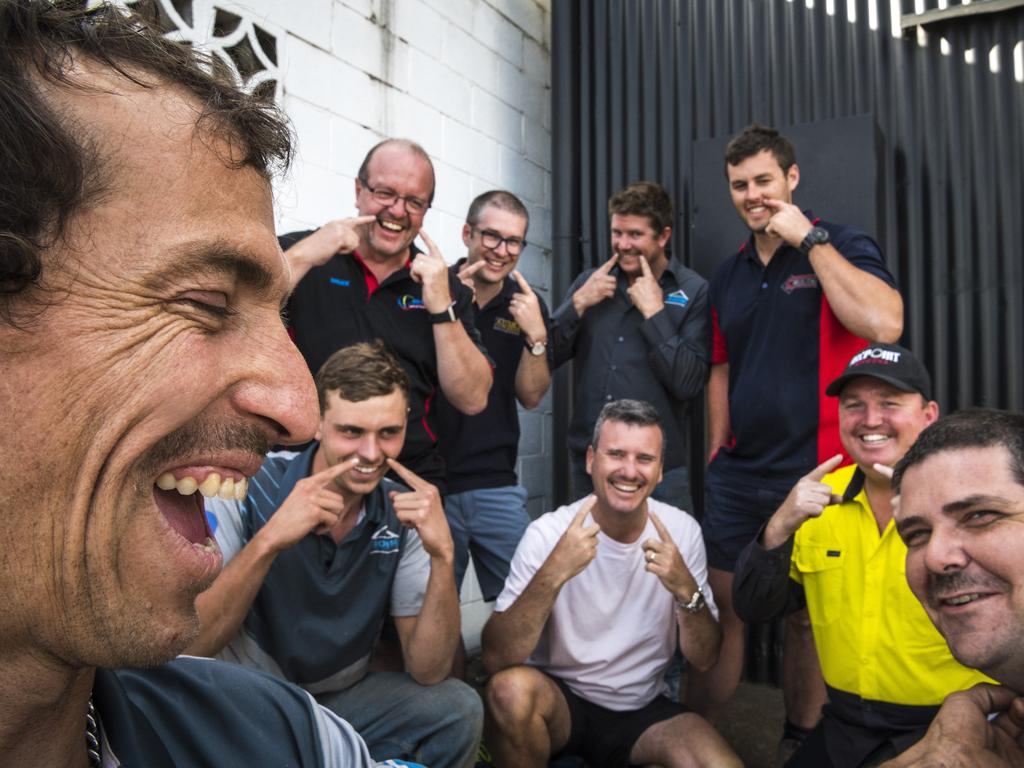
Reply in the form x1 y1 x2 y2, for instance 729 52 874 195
485 666 544 727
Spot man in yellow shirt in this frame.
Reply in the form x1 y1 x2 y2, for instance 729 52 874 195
733 343 992 767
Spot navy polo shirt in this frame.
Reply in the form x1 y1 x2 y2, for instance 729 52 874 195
280 230 488 489
97 656 372 766
206 445 429 694
708 217 896 482
435 261 551 494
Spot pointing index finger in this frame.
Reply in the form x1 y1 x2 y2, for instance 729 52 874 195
313 456 360 483
597 253 619 274
348 215 378 226
511 270 533 294
416 229 441 258
639 256 653 276
648 510 672 543
459 260 487 278
385 457 425 490
808 453 844 481
873 463 895 480
572 494 597 527
760 197 785 209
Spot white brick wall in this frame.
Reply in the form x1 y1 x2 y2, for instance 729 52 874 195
221 0 553 651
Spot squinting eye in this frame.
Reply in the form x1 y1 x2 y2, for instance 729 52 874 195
178 291 233 318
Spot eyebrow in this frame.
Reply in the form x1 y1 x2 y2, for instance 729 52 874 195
143 240 279 297
896 494 1013 536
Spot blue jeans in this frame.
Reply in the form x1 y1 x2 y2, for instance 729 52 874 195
570 455 693 514
315 672 482 768
445 485 531 600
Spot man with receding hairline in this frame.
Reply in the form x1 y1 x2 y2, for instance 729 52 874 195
280 138 493 490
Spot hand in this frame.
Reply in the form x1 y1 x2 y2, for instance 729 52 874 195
626 255 665 319
571 254 618 316
548 495 601 583
509 270 547 343
873 463 901 517
881 685 1024 768
456 259 486 301
288 216 377 269
763 454 844 549
762 198 814 248
386 457 454 561
259 457 359 552
410 229 453 313
642 511 698 599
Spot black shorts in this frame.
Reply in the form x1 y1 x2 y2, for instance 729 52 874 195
702 468 795 571
546 673 688 768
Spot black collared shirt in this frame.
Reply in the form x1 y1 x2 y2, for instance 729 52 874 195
280 230 487 489
435 261 551 494
550 256 711 469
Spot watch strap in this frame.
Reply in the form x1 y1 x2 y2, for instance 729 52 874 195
429 301 457 324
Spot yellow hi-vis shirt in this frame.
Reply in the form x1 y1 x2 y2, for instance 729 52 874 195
790 464 992 706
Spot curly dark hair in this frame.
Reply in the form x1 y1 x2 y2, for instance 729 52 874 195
0 0 293 326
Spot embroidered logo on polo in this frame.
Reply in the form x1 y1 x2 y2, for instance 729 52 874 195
370 525 401 555
494 317 522 335
665 289 690 308
781 274 819 294
397 295 425 310
328 277 350 287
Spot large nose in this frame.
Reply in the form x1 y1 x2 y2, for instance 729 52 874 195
233 318 318 446
923 524 969 575
862 401 885 426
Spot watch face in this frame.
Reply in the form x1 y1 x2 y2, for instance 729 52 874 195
530 342 546 356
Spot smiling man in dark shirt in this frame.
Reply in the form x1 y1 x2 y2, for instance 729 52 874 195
552 181 711 513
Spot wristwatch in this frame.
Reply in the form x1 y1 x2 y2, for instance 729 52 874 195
799 226 830 256
524 338 547 356
429 301 457 324
677 588 707 615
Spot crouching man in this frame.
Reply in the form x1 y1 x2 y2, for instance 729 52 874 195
480 399 741 768
190 341 482 767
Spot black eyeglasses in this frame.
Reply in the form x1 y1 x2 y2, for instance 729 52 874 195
474 227 527 255
359 178 431 216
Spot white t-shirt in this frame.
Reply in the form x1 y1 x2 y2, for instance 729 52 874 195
495 497 717 711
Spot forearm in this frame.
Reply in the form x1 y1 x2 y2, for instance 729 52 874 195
811 245 903 341
481 565 565 673
434 323 492 414
400 555 461 685
732 532 804 623
676 608 722 672
185 532 278 657
706 363 730 460
514 349 551 409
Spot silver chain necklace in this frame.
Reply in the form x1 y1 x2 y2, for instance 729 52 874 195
85 697 101 767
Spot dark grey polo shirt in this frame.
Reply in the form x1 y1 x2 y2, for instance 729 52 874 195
205 445 429 694
551 256 711 469
98 656 372 766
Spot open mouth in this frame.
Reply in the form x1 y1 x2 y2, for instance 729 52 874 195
938 592 996 608
352 463 382 477
154 470 249 547
858 433 893 447
609 478 642 494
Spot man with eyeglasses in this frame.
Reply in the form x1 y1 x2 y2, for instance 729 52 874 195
552 181 711 513
279 138 492 491
434 191 552 674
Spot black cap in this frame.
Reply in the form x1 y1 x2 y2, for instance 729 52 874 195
826 343 933 400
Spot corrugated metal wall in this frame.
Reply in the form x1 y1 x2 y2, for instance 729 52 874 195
551 0 1024 506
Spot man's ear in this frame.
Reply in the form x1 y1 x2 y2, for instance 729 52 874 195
657 226 672 251
461 223 473 248
586 445 595 476
787 163 800 194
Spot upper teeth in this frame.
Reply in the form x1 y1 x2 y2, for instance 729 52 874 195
946 594 980 606
156 471 248 500
611 481 640 492
379 220 402 232
354 465 379 475
862 434 889 443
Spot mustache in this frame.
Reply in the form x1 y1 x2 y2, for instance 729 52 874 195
926 570 1011 602
139 420 270 479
